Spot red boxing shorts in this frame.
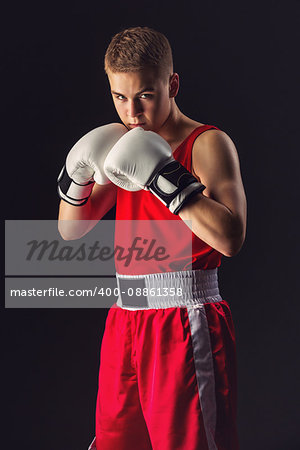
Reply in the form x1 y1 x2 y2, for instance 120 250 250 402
89 269 239 450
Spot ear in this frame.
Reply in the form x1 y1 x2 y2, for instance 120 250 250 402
169 73 179 98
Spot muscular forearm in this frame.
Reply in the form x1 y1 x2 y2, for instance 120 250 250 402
179 193 246 257
59 198 91 221
58 183 117 240
58 198 96 240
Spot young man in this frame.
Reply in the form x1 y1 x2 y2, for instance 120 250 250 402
58 27 246 450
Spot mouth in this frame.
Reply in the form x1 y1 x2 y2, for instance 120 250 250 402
128 123 146 128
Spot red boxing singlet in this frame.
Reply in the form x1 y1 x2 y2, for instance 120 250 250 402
115 125 222 274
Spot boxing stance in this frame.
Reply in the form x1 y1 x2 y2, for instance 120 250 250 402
58 27 247 449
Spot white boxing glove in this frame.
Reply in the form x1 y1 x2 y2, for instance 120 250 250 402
104 127 206 215
57 123 127 206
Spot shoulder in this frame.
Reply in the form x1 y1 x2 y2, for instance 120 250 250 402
192 128 241 180
193 128 237 156
191 128 245 202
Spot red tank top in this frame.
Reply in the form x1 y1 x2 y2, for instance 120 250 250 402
114 125 222 275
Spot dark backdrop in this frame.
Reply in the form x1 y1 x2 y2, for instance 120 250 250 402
3 1 299 449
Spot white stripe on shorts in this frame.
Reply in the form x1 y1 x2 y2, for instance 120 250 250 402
188 306 217 450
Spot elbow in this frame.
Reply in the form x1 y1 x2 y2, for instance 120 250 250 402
223 245 241 258
57 221 85 241
57 226 77 241
222 222 246 257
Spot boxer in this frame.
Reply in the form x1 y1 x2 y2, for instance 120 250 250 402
58 26 247 450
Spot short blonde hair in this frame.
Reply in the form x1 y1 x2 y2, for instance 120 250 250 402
104 27 173 80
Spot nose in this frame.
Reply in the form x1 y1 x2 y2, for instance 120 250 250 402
127 99 143 119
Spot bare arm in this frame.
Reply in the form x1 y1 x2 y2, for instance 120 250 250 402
179 129 247 257
58 183 117 240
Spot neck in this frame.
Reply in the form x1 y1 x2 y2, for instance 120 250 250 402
157 101 187 141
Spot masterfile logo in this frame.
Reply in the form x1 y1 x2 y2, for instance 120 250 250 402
5 220 192 308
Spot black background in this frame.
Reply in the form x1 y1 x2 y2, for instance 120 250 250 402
3 1 300 449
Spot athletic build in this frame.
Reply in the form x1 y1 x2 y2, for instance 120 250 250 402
58 27 247 449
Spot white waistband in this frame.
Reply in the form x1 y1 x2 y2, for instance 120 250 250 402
116 269 222 310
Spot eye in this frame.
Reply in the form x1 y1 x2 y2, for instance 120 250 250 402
140 93 153 99
114 94 126 101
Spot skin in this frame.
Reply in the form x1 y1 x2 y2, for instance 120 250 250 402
59 68 247 256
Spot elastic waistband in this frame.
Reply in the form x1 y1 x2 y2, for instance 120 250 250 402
116 269 222 310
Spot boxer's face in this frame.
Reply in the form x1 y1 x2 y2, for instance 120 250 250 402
107 69 178 132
